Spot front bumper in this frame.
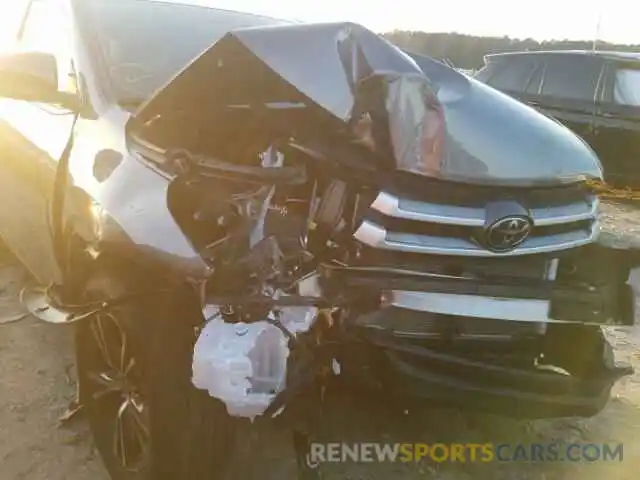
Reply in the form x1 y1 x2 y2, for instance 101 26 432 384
338 330 632 418
324 238 639 417
324 239 639 326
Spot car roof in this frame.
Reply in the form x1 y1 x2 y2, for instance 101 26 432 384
486 50 640 64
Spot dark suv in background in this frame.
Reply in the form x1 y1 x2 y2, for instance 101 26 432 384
475 51 640 187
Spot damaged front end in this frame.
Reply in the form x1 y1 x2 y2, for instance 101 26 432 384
123 22 637 422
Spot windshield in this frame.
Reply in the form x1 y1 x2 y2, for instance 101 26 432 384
86 0 290 104
614 68 640 107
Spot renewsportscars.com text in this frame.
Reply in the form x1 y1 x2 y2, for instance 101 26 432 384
307 442 624 464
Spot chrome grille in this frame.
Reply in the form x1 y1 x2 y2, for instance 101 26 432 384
354 187 599 257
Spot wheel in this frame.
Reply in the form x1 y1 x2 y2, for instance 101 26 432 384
75 264 238 479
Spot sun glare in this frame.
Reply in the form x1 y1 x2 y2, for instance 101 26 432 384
0 0 637 52
0 1 29 51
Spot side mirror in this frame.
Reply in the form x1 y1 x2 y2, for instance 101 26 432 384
0 51 79 110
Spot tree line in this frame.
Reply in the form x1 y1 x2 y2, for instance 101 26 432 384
383 31 640 70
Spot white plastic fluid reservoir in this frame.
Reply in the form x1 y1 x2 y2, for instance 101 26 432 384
191 307 317 420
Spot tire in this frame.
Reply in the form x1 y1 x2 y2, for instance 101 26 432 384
75 264 238 480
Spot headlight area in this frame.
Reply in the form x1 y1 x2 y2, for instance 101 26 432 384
386 74 447 179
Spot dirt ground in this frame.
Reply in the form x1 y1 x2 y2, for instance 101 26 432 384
0 202 639 480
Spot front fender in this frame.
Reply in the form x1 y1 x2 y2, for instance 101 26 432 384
66 112 211 283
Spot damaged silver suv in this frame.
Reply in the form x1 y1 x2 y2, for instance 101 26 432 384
0 0 637 479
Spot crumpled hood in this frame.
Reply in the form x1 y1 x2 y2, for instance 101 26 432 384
407 53 603 186
132 22 424 124
130 22 602 187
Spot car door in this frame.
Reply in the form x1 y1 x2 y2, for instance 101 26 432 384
590 59 640 187
0 0 76 285
519 60 544 107
535 54 603 143
481 55 540 104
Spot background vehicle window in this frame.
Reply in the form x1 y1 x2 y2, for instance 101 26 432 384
614 68 640 107
487 56 537 93
540 56 602 102
524 63 543 95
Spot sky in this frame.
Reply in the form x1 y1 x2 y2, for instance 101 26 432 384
0 0 639 47
189 0 640 45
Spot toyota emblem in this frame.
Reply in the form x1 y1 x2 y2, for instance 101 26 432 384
484 216 533 252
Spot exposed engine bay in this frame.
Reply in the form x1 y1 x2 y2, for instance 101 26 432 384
169 137 635 421
121 22 639 422
169 144 378 419
163 124 634 422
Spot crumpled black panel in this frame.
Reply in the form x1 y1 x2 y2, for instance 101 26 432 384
135 22 424 123
132 22 438 172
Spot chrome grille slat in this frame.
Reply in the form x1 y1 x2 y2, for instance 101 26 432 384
372 191 598 227
356 188 599 257
531 197 599 226
373 192 485 226
355 220 598 257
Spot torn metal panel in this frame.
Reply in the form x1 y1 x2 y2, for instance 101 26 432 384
132 22 423 125
128 22 445 182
